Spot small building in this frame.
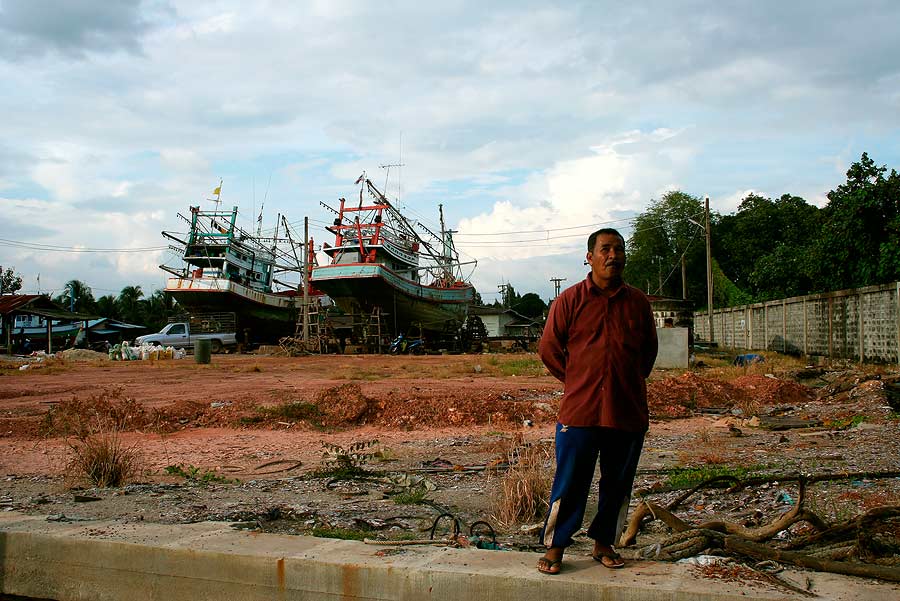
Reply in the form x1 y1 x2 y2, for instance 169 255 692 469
647 296 694 328
85 318 147 346
469 306 543 339
0 294 103 354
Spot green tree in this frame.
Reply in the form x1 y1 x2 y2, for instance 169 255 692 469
0 266 23 295
715 193 820 301
624 191 708 304
141 289 172 332
809 153 900 291
116 285 145 325
96 295 119 319
53 280 96 313
513 292 547 319
498 283 520 308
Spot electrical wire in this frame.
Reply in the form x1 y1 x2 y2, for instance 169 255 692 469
0 238 167 253
649 228 702 296
453 215 636 238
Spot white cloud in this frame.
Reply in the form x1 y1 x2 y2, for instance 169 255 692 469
159 148 209 173
456 129 694 263
717 189 756 214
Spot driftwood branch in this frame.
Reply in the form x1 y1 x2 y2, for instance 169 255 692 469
622 478 825 547
724 537 900 583
784 505 900 550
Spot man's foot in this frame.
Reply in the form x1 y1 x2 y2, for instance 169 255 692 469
592 543 625 569
537 547 564 575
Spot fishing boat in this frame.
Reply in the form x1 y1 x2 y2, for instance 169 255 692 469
310 174 476 337
160 187 316 343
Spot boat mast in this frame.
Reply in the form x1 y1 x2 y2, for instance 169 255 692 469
439 204 449 281
208 179 223 211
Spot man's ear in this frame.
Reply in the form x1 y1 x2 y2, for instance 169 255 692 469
585 251 593 266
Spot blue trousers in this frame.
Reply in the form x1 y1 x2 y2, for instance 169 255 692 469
541 423 644 548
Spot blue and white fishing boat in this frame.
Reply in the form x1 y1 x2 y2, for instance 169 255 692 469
159 186 317 342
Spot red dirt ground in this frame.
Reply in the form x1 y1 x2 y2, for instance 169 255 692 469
0 353 818 477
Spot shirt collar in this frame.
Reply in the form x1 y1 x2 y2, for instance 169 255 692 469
585 272 626 298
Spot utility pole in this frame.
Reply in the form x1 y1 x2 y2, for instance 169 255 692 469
705 195 714 344
657 257 663 295
682 255 687 300
302 216 309 347
498 283 511 308
550 277 566 299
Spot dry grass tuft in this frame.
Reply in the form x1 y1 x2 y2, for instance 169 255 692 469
700 351 807 382
50 389 143 487
44 389 147 438
67 430 139 487
694 427 712 444
694 451 732 465
490 437 554 526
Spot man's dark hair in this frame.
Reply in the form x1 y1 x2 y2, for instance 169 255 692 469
587 228 625 252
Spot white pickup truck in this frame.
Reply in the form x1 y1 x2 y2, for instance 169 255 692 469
135 313 238 353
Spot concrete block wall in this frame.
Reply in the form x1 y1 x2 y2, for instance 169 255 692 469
807 298 829 356
695 282 900 364
864 288 899 363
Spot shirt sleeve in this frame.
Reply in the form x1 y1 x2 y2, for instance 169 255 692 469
539 295 568 382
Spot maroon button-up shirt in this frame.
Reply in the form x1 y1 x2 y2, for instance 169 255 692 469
539 274 658 432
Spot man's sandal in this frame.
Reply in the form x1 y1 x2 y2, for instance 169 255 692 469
537 557 563 575
592 551 625 569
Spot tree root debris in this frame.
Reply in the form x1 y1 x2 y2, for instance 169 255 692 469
623 473 900 582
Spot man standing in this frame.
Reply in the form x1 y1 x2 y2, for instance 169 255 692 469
536 228 658 574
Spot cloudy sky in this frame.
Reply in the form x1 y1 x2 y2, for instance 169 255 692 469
1 1 898 303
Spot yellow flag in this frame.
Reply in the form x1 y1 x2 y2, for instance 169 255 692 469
213 186 221 196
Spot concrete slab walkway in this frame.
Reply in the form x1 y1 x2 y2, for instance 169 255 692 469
0 513 897 600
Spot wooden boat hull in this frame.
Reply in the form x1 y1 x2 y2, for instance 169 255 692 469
310 263 473 334
165 277 299 342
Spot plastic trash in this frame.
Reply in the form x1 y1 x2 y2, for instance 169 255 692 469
775 490 795 505
733 353 764 367
677 555 726 566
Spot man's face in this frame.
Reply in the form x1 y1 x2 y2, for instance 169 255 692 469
587 233 626 283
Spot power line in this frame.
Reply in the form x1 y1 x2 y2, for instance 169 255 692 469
453 215 636 238
452 217 695 249
0 238 167 253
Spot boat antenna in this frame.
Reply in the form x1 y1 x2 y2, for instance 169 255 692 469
257 174 272 237
378 133 404 207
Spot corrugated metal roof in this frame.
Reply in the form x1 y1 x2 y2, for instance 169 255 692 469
0 294 44 314
0 294 98 319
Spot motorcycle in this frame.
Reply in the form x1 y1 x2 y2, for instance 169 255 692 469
389 333 425 355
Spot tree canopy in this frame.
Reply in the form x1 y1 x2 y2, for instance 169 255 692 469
626 152 900 310
0 267 23 295
623 191 746 308
810 153 900 291
53 280 96 314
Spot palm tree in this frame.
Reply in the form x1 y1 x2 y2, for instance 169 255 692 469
96 295 119 319
53 280 96 313
116 285 144 325
142 289 173 331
